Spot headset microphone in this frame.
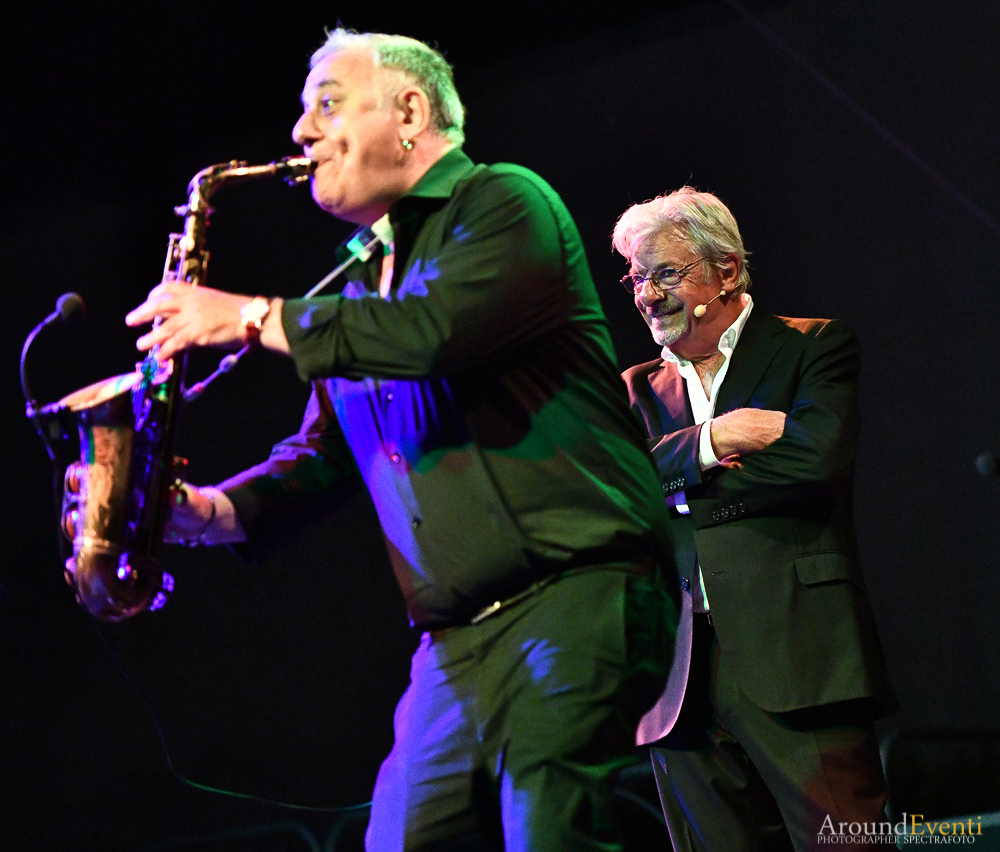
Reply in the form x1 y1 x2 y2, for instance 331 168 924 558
693 288 726 318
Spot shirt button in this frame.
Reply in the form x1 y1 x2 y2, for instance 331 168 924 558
390 453 401 464
411 517 422 529
385 391 394 402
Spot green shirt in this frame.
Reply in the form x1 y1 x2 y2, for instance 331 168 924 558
224 149 674 628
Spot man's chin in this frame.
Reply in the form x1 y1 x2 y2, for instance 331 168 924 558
311 186 354 221
650 316 686 347
311 182 335 209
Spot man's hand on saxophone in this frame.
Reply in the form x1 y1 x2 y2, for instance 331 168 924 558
126 282 290 362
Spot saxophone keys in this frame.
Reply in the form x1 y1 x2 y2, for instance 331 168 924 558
149 572 174 612
64 461 83 494
61 507 80 541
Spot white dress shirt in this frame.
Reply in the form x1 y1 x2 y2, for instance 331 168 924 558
661 294 754 611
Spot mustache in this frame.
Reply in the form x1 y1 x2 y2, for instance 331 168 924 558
649 296 683 315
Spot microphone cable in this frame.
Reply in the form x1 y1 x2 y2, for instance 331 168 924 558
86 614 372 816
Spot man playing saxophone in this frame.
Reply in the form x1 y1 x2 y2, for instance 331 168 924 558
126 28 678 850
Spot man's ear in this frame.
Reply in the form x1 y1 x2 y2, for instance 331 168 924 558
394 85 432 141
719 253 741 292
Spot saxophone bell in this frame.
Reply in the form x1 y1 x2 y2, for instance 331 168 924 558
54 370 177 621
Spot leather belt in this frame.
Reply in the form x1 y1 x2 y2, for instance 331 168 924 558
427 557 656 639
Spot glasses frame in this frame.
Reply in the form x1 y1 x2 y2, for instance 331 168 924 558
621 257 706 296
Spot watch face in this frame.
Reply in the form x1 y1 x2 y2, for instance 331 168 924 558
241 297 270 325
241 297 269 346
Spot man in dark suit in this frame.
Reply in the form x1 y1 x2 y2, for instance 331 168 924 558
613 187 896 851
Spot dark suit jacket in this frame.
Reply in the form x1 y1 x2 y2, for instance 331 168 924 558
625 309 895 736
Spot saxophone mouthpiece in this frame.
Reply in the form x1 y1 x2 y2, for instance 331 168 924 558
280 156 315 185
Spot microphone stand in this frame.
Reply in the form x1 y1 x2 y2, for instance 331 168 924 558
21 295 85 465
21 294 87 564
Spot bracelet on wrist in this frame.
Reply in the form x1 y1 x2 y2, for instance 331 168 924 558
179 489 217 547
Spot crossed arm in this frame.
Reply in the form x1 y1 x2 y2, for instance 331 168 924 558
710 408 787 461
645 319 860 525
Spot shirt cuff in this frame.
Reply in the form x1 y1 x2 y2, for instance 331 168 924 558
698 420 721 471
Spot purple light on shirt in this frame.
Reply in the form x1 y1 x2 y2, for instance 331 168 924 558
398 258 439 299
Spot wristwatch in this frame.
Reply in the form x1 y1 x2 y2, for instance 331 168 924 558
240 296 271 348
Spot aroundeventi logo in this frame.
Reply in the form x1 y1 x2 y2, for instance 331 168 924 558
818 813 984 844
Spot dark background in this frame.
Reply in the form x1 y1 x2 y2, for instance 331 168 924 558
3 1 999 849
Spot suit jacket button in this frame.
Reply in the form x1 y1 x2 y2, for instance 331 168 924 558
712 511 721 521
680 577 690 592
661 483 670 494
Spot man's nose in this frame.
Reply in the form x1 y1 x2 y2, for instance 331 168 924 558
292 110 317 147
635 280 663 307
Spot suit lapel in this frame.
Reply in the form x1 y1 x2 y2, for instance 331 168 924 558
714 310 789 414
648 362 694 433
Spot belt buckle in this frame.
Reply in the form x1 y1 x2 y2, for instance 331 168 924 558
469 599 503 625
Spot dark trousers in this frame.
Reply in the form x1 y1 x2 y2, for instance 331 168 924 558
365 569 677 851
650 614 888 852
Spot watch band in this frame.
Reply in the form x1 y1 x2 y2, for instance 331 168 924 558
240 296 271 348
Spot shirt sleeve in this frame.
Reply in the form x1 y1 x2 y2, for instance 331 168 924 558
645 424 704 495
698 419 722 470
280 168 583 382
219 382 362 560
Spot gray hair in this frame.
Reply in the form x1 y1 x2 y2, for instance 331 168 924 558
311 28 465 146
612 187 751 293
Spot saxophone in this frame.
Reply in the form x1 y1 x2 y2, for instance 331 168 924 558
55 157 313 621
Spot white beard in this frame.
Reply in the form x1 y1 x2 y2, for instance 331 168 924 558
648 310 688 347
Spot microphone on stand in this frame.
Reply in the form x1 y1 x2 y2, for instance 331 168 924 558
53 292 86 324
21 292 87 461
693 288 726 319
21 292 86 403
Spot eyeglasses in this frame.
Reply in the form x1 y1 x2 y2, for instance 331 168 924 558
621 257 705 296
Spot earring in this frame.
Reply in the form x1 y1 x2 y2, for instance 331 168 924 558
401 139 414 151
